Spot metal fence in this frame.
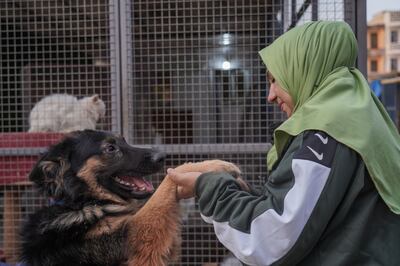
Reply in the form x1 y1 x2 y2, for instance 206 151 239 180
0 0 365 264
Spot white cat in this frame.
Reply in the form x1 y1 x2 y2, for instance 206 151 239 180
28 94 106 132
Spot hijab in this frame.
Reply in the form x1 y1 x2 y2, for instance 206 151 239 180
259 21 400 214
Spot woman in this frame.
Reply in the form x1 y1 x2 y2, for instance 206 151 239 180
168 21 400 265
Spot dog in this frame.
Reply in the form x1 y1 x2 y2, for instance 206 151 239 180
28 94 106 132
20 130 245 266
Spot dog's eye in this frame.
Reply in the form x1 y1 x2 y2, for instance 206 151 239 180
103 143 118 154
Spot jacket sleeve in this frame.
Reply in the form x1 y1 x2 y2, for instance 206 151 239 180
194 131 361 266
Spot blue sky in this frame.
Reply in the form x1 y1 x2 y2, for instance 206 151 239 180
367 0 400 21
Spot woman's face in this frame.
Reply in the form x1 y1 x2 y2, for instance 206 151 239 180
266 72 294 117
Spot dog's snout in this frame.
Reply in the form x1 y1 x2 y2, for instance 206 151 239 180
151 151 166 163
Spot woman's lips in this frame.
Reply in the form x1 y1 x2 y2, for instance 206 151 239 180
279 102 284 111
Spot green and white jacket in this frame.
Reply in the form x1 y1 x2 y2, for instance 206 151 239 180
195 131 400 266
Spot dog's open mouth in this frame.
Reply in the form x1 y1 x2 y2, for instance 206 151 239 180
113 176 154 194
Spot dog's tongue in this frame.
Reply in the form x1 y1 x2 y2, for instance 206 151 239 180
120 176 154 193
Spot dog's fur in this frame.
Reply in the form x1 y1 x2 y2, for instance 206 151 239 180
28 94 106 132
20 130 244 266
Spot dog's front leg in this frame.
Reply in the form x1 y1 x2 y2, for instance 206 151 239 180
126 176 180 266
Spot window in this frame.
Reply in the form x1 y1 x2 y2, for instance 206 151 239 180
371 60 378 72
391 58 398 71
370 32 378 48
391 31 398 43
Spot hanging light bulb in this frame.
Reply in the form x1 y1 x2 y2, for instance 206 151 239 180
222 60 231 70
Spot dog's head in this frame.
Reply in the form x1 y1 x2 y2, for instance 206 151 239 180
30 130 165 203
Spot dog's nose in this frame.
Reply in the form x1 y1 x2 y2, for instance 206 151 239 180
151 151 166 163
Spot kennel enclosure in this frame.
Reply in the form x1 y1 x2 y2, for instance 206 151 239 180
0 0 366 264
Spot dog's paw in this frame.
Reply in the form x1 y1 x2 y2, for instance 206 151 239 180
174 160 252 192
175 160 241 178
199 160 242 178
235 177 252 192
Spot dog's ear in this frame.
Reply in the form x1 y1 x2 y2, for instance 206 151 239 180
29 150 71 199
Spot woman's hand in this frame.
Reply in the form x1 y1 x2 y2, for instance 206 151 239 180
167 168 202 199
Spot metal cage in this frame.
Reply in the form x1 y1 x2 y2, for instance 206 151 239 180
0 0 365 264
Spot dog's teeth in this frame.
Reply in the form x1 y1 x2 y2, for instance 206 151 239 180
139 186 146 191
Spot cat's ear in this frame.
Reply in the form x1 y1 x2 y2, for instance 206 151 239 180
91 94 100 102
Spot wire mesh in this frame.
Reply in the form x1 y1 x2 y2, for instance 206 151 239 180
0 0 118 263
0 0 357 264
127 0 352 265
0 0 118 133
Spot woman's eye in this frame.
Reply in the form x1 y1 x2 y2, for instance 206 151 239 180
104 144 118 153
266 70 275 84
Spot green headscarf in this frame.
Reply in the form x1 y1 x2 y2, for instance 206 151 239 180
259 21 400 214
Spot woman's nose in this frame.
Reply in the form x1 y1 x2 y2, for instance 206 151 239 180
267 86 276 103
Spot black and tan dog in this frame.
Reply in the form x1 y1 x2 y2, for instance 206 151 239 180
20 130 244 266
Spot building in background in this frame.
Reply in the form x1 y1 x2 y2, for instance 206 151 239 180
367 10 400 129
